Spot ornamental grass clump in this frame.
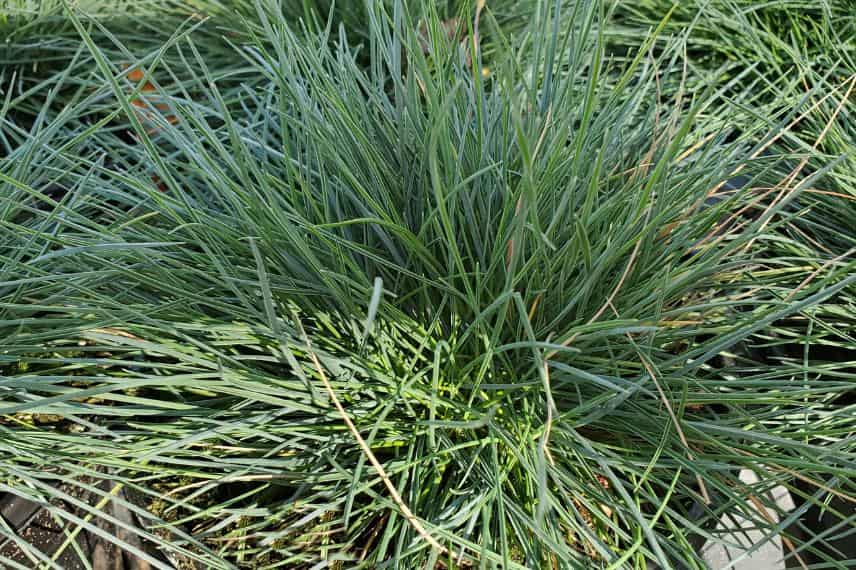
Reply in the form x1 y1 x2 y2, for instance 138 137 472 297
0 1 853 568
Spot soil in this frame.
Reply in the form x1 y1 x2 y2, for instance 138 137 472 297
0 479 162 570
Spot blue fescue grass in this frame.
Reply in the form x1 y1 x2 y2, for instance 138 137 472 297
0 1 853 568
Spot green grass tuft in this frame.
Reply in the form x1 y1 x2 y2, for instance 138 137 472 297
1 1 853 568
